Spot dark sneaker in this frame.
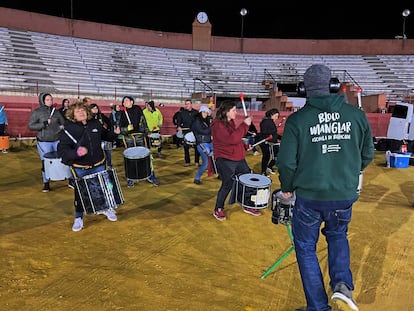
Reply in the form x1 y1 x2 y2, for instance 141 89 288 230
127 180 134 188
194 179 201 185
147 176 160 187
213 208 226 221
243 207 261 216
42 182 50 193
68 179 75 189
157 153 165 159
331 283 359 311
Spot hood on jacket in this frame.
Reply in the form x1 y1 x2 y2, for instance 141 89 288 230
38 92 52 106
306 94 344 113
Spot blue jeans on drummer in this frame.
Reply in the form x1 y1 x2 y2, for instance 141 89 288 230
74 164 106 219
195 143 212 181
292 195 356 311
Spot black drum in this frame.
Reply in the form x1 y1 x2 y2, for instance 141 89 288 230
235 173 272 209
149 132 162 148
75 168 124 215
123 146 151 180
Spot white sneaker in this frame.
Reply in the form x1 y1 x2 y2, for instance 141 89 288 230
103 208 117 222
266 167 276 175
72 217 83 232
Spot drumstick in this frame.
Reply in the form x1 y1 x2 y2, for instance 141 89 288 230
239 93 247 117
50 107 55 118
123 106 132 124
277 117 286 127
63 129 78 144
251 135 272 148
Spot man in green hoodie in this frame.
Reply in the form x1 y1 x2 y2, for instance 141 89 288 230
277 64 374 311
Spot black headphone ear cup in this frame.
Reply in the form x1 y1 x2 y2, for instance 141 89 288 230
329 77 340 93
297 77 340 96
297 81 306 96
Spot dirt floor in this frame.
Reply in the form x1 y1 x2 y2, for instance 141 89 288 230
1 140 414 311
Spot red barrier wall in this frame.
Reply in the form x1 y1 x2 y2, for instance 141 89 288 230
0 96 390 139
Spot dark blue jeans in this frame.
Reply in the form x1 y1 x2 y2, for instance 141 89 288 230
292 195 356 311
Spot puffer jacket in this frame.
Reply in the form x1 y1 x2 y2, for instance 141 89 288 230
28 92 65 142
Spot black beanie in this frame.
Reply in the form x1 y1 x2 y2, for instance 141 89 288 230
303 64 331 97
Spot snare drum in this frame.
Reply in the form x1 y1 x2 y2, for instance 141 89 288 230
235 173 272 209
176 130 183 139
44 151 72 181
101 140 113 150
271 190 295 225
75 168 124 215
149 132 161 148
184 131 196 146
123 146 152 181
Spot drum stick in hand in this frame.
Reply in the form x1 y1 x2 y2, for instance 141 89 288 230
239 93 248 117
64 129 78 144
251 135 272 148
123 107 132 125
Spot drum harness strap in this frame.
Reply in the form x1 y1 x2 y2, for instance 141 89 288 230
72 157 106 170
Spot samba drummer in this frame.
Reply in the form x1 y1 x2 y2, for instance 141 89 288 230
117 96 160 187
211 100 262 221
142 100 165 159
57 101 121 232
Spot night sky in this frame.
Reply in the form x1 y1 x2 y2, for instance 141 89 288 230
0 1 413 39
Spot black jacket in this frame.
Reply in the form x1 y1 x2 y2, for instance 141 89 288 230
191 114 212 144
57 119 115 167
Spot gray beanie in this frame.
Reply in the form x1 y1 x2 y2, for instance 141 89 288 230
303 64 331 97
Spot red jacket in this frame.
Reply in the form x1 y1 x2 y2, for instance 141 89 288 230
211 119 249 161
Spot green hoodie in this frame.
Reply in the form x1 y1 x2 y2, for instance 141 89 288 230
277 94 374 201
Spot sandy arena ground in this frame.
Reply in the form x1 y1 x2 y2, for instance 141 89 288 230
1 141 414 311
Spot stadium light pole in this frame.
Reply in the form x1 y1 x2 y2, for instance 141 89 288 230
240 8 247 53
402 9 410 39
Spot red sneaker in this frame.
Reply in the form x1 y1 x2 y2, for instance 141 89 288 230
213 208 226 221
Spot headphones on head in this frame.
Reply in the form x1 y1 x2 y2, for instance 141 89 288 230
296 77 341 96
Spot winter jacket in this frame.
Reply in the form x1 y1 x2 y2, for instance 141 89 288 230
211 119 249 161
117 105 149 136
176 108 198 131
143 108 163 132
28 93 65 142
277 94 375 201
57 119 115 167
258 117 279 143
0 105 7 124
192 114 212 144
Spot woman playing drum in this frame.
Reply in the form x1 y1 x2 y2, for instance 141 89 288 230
57 101 121 232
